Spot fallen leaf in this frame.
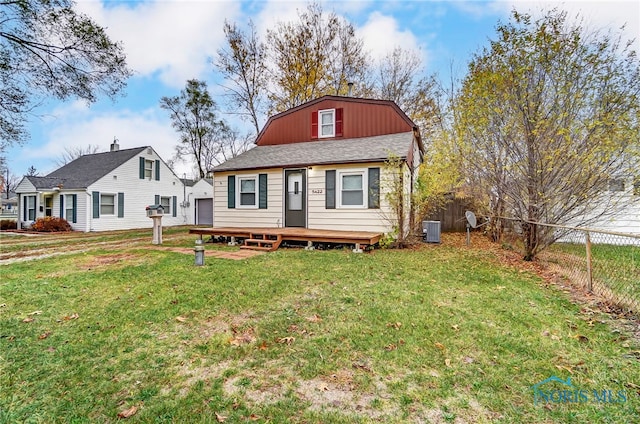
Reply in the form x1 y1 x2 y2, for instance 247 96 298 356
28 310 43 316
229 330 256 346
386 322 402 330
306 314 322 323
0 303 6 307
435 342 446 351
573 334 589 343
175 316 187 323
117 405 138 419
462 356 475 364
277 336 295 344
38 331 51 340
248 414 261 421
215 412 227 422
22 317 34 323
63 313 79 321
451 324 459 331
444 358 451 367
384 343 397 351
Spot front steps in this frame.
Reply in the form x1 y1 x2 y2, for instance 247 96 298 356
240 233 283 252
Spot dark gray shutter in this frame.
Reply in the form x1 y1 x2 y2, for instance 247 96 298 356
59 195 64 218
139 157 145 179
155 160 160 181
368 167 380 209
71 194 77 223
325 170 336 209
227 175 235 208
172 196 177 217
118 192 125 218
92 191 100 218
23 195 27 220
258 174 268 209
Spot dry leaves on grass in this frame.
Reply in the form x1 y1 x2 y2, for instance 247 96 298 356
229 328 256 346
306 314 323 323
277 336 295 345
117 405 138 419
215 412 227 422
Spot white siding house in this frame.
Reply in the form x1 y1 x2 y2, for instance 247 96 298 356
15 143 187 232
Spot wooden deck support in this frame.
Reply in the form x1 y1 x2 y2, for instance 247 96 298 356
189 227 382 252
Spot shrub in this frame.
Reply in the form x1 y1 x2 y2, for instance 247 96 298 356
31 217 73 232
0 219 17 230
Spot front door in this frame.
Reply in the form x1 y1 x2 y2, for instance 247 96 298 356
284 169 306 227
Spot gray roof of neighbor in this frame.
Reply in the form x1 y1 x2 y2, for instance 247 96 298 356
213 132 415 172
27 147 147 190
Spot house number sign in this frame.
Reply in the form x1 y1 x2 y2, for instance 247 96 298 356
311 189 323 194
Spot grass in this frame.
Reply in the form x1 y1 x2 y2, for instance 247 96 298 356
1 230 639 423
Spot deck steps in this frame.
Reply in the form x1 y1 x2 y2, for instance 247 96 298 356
240 234 282 252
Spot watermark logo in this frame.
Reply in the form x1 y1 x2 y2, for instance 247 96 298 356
532 375 627 405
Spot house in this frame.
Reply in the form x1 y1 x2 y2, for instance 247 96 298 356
1 191 18 216
15 141 188 231
210 96 424 238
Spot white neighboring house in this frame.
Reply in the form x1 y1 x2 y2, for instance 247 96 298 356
587 176 640 235
15 142 190 231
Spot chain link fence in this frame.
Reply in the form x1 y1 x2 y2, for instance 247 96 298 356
501 219 640 313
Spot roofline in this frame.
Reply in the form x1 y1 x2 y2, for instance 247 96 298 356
255 95 418 145
212 156 408 174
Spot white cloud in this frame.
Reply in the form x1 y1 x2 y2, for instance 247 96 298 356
76 0 243 88
21 105 192 176
357 11 426 63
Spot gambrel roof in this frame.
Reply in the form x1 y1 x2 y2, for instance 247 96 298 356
26 147 147 190
213 132 415 172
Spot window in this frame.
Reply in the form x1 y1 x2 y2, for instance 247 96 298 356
239 176 257 207
319 109 335 138
65 194 74 220
144 159 153 179
634 177 640 196
340 171 364 207
609 178 624 192
100 194 115 215
27 195 36 220
44 195 53 217
160 196 171 215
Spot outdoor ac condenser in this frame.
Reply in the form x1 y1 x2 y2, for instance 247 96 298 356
422 220 441 243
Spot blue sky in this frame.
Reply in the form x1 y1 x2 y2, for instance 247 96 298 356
6 0 639 178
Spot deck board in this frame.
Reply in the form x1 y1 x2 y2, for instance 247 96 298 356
189 227 382 246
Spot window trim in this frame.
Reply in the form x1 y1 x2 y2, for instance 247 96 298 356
237 175 258 208
160 196 172 215
26 195 36 221
100 193 116 216
65 194 74 221
144 159 154 180
337 169 367 209
318 109 335 138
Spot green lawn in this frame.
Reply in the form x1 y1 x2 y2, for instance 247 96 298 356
1 232 638 423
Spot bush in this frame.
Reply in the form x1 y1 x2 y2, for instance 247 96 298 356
31 217 73 232
0 219 17 230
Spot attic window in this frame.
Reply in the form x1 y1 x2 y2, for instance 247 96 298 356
144 160 153 179
319 109 335 138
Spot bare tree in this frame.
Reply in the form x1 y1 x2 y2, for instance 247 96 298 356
455 9 640 260
160 79 243 178
215 20 268 138
55 144 101 167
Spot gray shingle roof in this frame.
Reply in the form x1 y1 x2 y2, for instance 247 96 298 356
213 132 415 172
36 147 147 189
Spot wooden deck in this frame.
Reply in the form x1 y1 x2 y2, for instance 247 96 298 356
189 227 383 251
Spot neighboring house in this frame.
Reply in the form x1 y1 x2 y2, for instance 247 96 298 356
585 176 640 235
1 191 18 215
211 96 424 237
15 142 187 231
182 177 214 225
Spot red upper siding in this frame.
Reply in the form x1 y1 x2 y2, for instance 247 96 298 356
256 96 416 146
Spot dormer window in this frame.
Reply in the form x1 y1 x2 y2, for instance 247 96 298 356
319 109 335 138
311 108 343 139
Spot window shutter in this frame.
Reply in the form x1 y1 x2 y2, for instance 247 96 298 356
23 195 27 220
155 195 160 205
368 167 380 209
172 196 177 217
311 111 318 139
72 194 77 223
155 160 160 181
118 192 125 218
92 191 100 218
325 170 336 209
139 157 145 179
227 175 236 208
259 174 268 209
59 195 64 218
335 108 343 137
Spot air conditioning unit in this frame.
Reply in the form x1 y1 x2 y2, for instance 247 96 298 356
422 220 441 243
